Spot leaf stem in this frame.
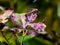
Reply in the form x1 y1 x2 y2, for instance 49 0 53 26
20 29 28 45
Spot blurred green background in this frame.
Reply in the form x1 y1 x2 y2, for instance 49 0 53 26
0 0 60 45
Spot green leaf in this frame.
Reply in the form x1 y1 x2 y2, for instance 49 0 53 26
18 36 23 43
24 38 45 45
3 31 16 45
0 32 6 42
18 35 34 43
24 35 34 41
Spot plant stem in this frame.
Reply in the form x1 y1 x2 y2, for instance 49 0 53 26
20 42 23 45
20 29 24 45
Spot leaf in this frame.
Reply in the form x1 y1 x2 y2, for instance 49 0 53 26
24 38 45 45
0 32 6 42
18 35 34 43
24 35 34 41
3 31 16 45
18 36 23 43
